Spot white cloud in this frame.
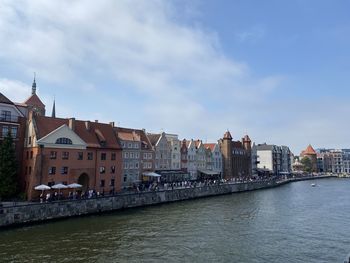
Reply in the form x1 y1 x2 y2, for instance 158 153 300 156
1 0 322 153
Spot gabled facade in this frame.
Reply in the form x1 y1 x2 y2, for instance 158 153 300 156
165 133 181 170
180 139 188 171
195 140 206 171
186 139 197 179
204 143 223 175
148 132 171 170
23 115 122 200
115 127 155 188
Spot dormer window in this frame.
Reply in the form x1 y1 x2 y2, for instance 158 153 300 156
56 137 72 145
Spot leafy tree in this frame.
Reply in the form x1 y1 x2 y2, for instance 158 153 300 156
0 132 18 200
300 156 312 173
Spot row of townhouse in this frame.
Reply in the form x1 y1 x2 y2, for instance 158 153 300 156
1 79 253 200
317 149 350 174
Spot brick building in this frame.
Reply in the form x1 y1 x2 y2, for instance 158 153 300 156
23 115 123 200
219 131 252 179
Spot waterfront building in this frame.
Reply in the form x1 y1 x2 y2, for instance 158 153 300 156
165 133 181 170
23 113 123 200
300 145 318 172
186 139 197 179
147 132 171 170
203 143 223 177
0 92 26 187
219 131 252 179
256 143 292 176
115 127 154 189
180 139 188 172
195 140 206 172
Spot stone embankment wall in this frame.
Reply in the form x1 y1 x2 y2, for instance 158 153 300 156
0 176 334 228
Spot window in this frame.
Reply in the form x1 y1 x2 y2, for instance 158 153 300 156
62 151 69 160
111 166 116 174
148 153 152 159
124 152 129 158
88 152 93 160
50 151 57 159
128 143 132 148
1 110 11 121
135 162 139 168
101 153 106 160
143 153 147 159
110 179 115 187
100 180 105 187
123 175 127 182
11 127 17 138
111 153 116 160
135 152 139 159
100 166 105 174
29 166 32 174
148 163 152 169
61 166 68 174
26 151 29 160
134 143 139 149
56 137 72 144
121 142 126 148
30 151 33 159
124 163 128 169
49 167 56 175
25 166 28 175
143 163 147 169
28 136 32 145
2 126 8 137
129 163 134 169
77 152 83 160
130 152 134 159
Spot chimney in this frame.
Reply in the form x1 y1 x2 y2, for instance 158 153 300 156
110 121 115 127
69 118 75 131
85 121 90 130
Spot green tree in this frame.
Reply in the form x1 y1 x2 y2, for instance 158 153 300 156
0 132 18 200
300 157 312 173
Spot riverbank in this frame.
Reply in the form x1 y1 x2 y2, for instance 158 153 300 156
0 175 336 229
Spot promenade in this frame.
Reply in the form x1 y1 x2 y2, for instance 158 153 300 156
0 175 336 229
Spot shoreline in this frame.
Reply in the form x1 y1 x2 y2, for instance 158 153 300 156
0 175 337 229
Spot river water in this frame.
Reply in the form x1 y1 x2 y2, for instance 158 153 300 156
0 178 349 263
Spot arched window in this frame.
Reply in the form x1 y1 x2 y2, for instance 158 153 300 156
56 137 72 145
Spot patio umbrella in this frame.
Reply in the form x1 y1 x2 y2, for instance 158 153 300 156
67 183 82 189
51 183 68 190
51 183 68 199
34 184 51 191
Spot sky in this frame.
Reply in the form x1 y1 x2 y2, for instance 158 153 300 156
0 0 350 154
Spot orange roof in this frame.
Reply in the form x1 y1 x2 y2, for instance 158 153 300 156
24 94 45 108
34 116 121 149
203 143 216 151
302 144 317 155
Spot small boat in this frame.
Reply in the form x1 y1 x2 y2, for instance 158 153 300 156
311 183 316 187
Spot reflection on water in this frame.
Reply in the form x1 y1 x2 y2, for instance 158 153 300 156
1 178 350 263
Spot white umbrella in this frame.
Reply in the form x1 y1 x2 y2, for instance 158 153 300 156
51 183 68 189
34 184 51 191
67 183 82 189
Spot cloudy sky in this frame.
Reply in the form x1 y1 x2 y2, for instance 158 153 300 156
0 0 350 154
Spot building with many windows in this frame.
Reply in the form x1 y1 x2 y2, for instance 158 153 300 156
165 133 181 170
115 127 154 189
23 115 123 200
147 132 171 170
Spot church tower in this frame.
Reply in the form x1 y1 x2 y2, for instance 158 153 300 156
24 74 46 116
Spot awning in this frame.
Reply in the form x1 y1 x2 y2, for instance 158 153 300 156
143 172 162 177
198 170 220 175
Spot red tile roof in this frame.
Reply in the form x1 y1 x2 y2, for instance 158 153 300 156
203 143 216 151
24 94 45 108
115 127 153 149
0 93 14 105
302 144 317 155
34 116 121 149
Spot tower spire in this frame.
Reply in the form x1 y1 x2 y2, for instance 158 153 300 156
51 97 56 118
32 72 36 95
